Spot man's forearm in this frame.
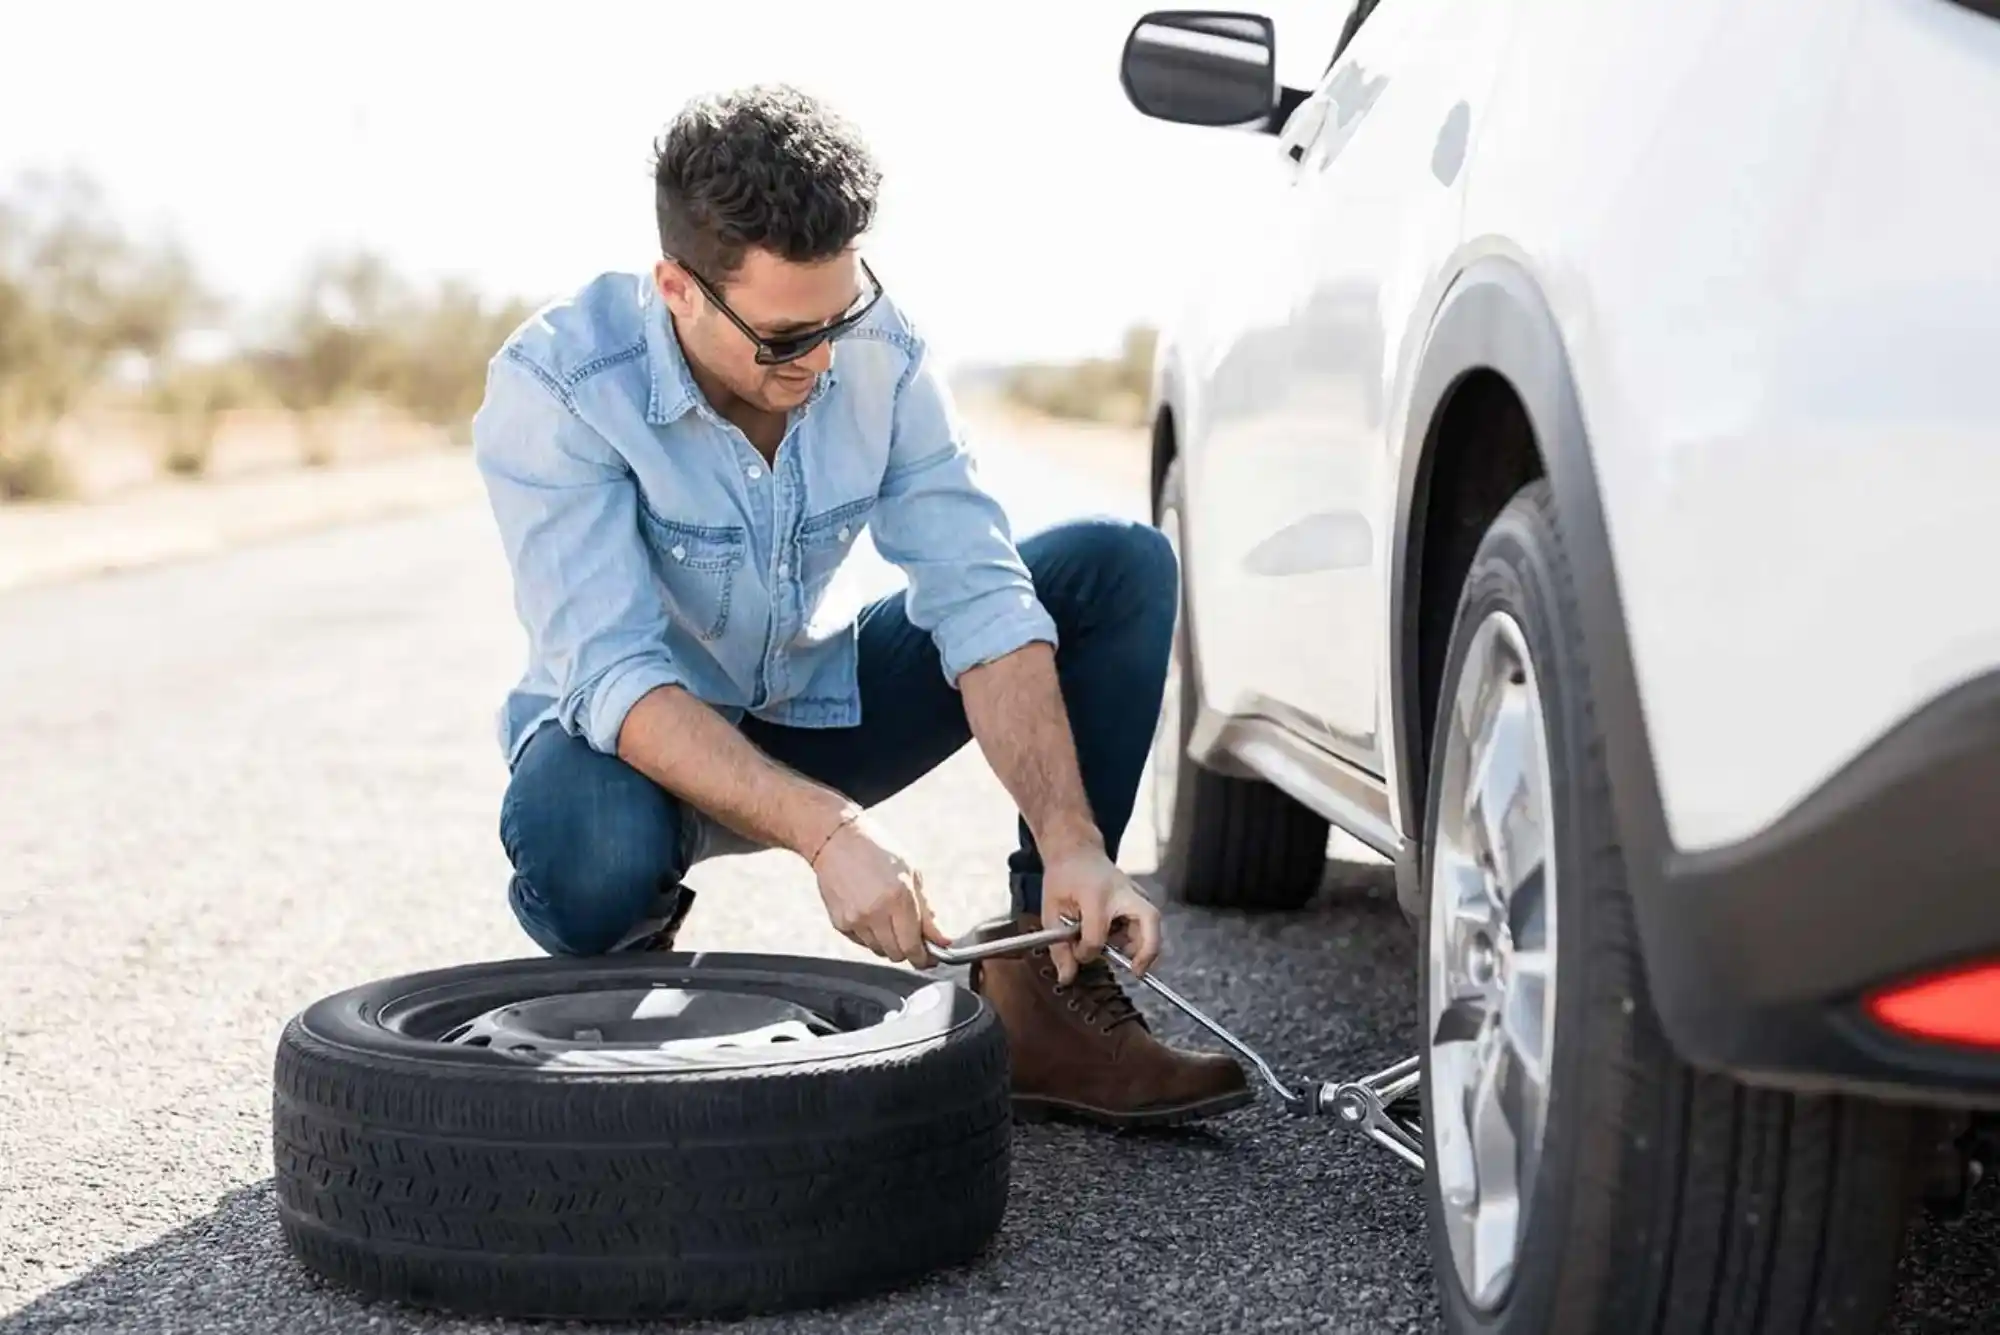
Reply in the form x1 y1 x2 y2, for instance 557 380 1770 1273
615 685 853 859
958 642 1102 859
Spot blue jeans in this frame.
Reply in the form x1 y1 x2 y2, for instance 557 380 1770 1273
499 516 1178 956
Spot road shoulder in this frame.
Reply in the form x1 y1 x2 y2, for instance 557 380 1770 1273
0 404 1146 596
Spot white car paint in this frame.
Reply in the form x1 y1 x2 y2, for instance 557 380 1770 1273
1160 0 2000 854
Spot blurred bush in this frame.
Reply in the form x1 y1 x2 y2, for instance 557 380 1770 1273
375 277 538 447
148 357 257 477
0 168 537 502
2 160 1159 507
1 169 210 498
246 251 407 467
1001 326 1157 427
243 252 534 464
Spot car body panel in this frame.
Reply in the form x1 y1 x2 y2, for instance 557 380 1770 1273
1178 0 1525 776
1462 0 2000 852
1136 0 2000 1099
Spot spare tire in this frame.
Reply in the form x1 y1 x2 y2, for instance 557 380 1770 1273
272 952 1011 1320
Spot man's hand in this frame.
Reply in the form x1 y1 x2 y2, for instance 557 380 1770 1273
1041 844 1163 984
812 810 951 968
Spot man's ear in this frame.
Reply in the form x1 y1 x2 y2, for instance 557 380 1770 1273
654 260 699 320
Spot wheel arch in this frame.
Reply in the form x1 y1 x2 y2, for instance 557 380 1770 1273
1397 369 1547 864
1388 256 1672 938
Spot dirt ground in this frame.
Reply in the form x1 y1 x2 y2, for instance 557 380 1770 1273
47 404 451 502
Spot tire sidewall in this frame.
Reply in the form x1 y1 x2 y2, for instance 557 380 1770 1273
292 951 991 1082
274 955 1014 1320
1419 486 1605 1335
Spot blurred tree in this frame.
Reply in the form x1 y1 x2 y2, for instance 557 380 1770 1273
248 250 409 466
248 253 530 462
1001 323 1158 427
1120 325 1159 387
0 169 211 499
375 277 534 446
0 262 77 499
149 357 256 477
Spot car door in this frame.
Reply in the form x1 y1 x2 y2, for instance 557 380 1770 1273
1193 0 1524 775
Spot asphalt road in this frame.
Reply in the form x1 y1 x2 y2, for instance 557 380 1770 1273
2 426 1993 1335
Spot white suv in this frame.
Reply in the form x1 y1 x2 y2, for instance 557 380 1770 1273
1118 2 2000 1331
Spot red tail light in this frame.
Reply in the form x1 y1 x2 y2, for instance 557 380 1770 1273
1864 961 2000 1049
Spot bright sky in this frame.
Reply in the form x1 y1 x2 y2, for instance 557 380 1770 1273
3 0 1347 370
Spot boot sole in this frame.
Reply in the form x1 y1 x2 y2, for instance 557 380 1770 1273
1010 1085 1256 1130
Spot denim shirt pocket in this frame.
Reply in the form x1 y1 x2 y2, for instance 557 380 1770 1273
639 509 748 642
795 496 876 596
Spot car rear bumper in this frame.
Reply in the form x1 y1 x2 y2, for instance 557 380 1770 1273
1637 670 2000 1107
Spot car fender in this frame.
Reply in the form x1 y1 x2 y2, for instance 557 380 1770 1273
1386 252 1677 1000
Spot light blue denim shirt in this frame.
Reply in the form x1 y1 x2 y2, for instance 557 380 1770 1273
470 270 1058 767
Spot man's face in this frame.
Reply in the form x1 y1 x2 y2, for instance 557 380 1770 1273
655 247 859 416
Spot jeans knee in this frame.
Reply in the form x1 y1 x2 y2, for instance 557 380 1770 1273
1028 516 1180 634
501 735 681 956
508 816 676 955
1118 521 1180 622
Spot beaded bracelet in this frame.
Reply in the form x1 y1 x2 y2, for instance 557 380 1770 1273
809 807 862 868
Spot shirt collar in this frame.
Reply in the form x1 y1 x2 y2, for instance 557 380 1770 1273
643 277 701 426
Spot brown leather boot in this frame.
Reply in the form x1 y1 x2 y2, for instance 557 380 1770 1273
965 914 1252 1128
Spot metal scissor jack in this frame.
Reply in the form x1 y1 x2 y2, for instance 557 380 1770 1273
930 919 1426 1170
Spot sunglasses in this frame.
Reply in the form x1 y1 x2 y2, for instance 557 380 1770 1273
673 255 885 365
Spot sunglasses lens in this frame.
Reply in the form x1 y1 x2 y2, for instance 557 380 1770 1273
759 333 823 365
753 270 882 364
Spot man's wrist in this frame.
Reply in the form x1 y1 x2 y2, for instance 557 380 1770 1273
792 789 864 865
1036 812 1105 862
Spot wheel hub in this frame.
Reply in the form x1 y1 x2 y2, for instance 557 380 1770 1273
1466 933 1498 987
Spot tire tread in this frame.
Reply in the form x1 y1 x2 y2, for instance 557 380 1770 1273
1426 481 1916 1335
272 996 1012 1319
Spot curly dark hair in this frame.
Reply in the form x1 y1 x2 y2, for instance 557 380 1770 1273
651 84 882 285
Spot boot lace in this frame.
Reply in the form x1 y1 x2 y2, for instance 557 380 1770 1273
1065 956 1145 1031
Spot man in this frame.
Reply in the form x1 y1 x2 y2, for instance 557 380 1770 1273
471 84 1250 1127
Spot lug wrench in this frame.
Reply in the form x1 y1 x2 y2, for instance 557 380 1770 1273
928 918 1425 1170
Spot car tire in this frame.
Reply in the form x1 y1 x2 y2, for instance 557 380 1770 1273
1150 455 1329 910
273 952 1011 1320
1418 480 1918 1335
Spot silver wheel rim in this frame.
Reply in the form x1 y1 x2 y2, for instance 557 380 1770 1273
439 987 846 1061
1150 499 1185 849
1427 610 1558 1310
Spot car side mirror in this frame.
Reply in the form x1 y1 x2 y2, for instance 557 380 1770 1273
1119 10 1282 130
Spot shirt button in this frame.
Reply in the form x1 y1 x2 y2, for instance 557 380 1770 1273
777 561 791 578
746 465 763 480
671 544 687 561
837 526 850 542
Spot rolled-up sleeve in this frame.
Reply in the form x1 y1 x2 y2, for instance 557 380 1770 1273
471 351 682 754
868 340 1058 686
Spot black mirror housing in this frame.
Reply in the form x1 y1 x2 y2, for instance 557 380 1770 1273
1119 10 1280 130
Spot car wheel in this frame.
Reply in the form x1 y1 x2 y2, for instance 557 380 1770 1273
1419 480 1918 1335
1150 455 1328 909
273 952 1010 1320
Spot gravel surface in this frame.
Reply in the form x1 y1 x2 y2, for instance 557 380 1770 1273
2 428 1993 1334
